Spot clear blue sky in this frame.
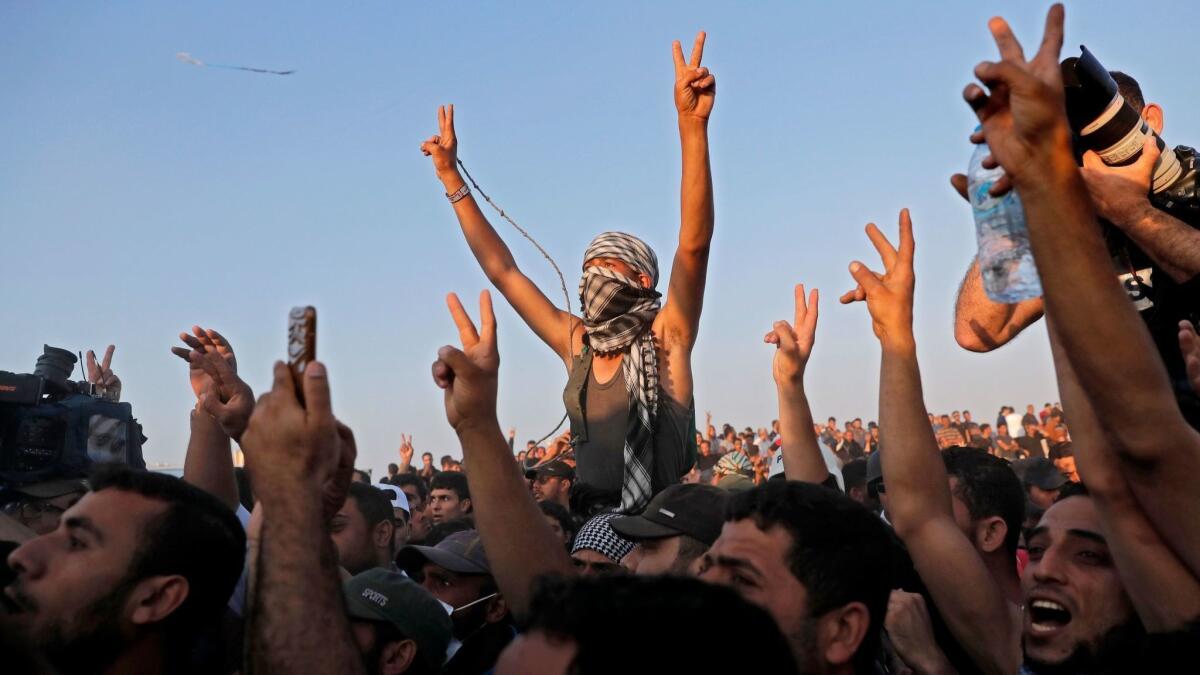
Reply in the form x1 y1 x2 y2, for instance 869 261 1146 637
3 2 1198 474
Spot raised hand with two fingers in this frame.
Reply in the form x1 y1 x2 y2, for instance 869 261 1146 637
964 4 1070 196
673 31 716 121
171 326 255 441
840 209 917 344
420 104 459 178
86 345 121 402
432 291 500 434
399 433 415 467
765 284 820 386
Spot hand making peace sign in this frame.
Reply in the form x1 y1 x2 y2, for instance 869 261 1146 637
765 284 820 386
964 4 1068 196
86 345 121 401
841 209 917 344
420 104 458 178
673 31 716 120
433 291 500 434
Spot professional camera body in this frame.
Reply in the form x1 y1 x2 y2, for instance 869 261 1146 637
1061 46 1200 222
0 346 145 487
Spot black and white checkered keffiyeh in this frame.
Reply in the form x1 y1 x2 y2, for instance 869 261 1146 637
571 512 635 563
580 232 662 513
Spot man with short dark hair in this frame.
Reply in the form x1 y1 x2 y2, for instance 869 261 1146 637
840 458 871 506
850 418 867 446
397 530 513 675
935 415 967 449
395 474 431 543
1021 486 1145 673
995 423 1021 460
942 447 1025 603
1022 405 1040 430
962 410 981 440
524 460 573 509
419 453 436 481
343 568 452 675
1017 422 1047 459
429 472 472 525
1048 442 1079 484
333 482 398 575
383 463 401 485
835 429 864 462
610 483 726 575
698 481 894 673
376 483 413 551
819 418 838 454
970 423 996 452
4 465 245 675
695 439 718 472
496 575 796 674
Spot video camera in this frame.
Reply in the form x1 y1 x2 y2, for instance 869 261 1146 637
0 345 145 487
1061 46 1199 220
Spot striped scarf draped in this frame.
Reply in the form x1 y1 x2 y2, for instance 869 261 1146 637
579 232 661 513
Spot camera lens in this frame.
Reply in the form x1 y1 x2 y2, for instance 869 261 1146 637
1061 46 1184 193
33 345 77 390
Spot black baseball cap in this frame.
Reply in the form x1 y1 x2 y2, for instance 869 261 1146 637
610 484 728 546
343 568 452 671
1023 459 1068 491
396 529 492 576
525 459 575 480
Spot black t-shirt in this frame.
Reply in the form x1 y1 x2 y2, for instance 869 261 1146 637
1109 145 1200 428
1016 435 1044 459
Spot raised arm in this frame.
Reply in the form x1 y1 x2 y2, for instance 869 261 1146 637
659 32 716 350
173 327 254 511
764 284 829 483
433 291 573 619
967 4 1200 576
945 175 1045 352
421 105 578 363
953 257 1045 351
242 361 362 675
844 210 1018 674
398 434 414 473
1046 313 1200 631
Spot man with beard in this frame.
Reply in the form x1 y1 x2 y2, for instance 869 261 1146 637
332 482 399 575
525 460 574 509
2 465 244 675
843 11 1200 675
1020 485 1146 674
697 481 895 673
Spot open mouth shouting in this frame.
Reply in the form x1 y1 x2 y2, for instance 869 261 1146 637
1027 596 1073 637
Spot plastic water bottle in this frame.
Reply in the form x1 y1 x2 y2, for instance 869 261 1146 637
968 134 1043 302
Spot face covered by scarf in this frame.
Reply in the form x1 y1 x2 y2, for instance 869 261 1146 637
578 232 663 512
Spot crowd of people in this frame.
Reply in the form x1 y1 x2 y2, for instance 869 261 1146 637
4 6 1200 674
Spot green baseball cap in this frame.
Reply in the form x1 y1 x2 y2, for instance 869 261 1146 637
342 568 452 670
